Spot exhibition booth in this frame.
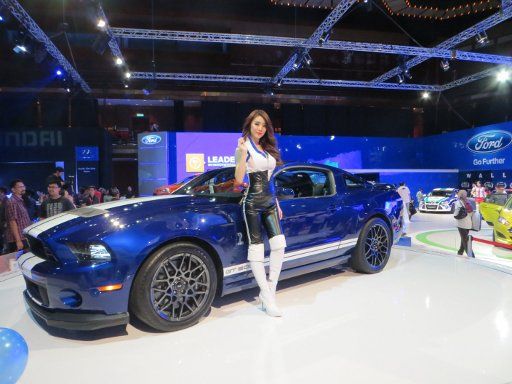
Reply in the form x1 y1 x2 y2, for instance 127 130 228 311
137 121 512 197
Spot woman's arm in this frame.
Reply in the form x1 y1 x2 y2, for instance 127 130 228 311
234 138 248 185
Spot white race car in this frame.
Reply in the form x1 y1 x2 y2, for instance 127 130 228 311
419 188 458 213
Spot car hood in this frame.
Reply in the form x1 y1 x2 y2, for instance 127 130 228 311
24 195 218 238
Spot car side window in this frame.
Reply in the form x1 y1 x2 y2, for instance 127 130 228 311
344 174 366 189
187 169 241 195
275 168 334 198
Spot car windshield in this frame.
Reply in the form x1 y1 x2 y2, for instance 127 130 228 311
431 190 452 197
173 168 242 196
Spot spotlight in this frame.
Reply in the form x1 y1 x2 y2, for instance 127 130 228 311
404 69 412 80
92 31 111 55
115 57 123 66
440 59 450 72
13 44 28 54
475 31 489 47
124 83 129 88
292 61 300 71
276 79 283 87
397 73 405 84
65 87 71 93
304 53 313 66
56 69 63 76
496 69 511 83
97 19 106 29
421 91 430 99
125 71 131 79
318 30 331 46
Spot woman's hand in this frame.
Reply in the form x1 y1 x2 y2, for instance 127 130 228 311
237 137 247 155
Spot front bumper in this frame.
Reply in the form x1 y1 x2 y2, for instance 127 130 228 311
494 222 512 245
24 290 129 331
419 204 452 213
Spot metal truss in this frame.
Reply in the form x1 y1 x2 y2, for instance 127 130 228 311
111 27 512 66
272 0 357 85
372 4 512 83
132 71 440 91
1 0 91 92
97 3 125 61
440 68 497 91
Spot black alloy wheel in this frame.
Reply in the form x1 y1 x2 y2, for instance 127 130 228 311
350 217 392 274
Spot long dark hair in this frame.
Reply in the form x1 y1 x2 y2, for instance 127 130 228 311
241 109 282 165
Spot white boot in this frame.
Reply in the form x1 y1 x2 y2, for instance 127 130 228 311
268 235 286 298
248 243 281 317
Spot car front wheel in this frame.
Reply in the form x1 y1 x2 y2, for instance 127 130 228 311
350 217 392 274
129 242 217 332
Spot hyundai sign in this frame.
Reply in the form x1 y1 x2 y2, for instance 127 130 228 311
141 134 162 145
466 130 512 154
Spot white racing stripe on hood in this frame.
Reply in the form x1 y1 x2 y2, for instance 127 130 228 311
24 195 184 238
25 212 80 238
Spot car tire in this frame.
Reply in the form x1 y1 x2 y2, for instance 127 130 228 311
350 217 392 274
129 242 217 332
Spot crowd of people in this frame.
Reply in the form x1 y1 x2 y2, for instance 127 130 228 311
0 167 136 254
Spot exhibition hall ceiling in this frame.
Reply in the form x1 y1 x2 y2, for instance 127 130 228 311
0 0 510 103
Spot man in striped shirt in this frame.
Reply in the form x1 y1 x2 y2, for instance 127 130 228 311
4 179 31 253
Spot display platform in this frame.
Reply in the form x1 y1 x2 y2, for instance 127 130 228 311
2 214 512 383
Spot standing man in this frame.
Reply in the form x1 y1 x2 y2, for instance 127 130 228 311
5 180 31 253
45 166 65 187
486 182 508 206
0 187 7 253
40 182 75 219
397 182 412 235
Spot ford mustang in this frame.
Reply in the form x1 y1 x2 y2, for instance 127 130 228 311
18 163 403 332
419 188 458 213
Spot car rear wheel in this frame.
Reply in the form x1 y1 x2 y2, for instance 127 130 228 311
129 242 217 332
350 217 392 274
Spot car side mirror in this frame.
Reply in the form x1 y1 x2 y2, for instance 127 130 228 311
276 187 294 200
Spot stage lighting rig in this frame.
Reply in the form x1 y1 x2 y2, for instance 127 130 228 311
440 59 450 72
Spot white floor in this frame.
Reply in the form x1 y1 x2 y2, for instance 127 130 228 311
2 213 512 383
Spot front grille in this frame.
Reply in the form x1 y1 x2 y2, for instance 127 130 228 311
24 277 49 307
26 235 58 262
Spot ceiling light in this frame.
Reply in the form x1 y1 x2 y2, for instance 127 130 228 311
421 91 430 99
97 19 106 29
496 69 511 83
475 31 489 47
56 69 63 76
397 73 405 84
115 57 123 66
13 44 28 54
125 71 131 79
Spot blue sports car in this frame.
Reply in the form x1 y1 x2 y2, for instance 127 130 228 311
19 163 403 332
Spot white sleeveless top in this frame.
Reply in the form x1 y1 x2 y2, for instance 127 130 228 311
237 137 276 179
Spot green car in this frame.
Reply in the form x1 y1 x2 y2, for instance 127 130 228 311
493 197 512 246
479 193 510 226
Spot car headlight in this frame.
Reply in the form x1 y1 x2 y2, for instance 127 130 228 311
68 243 112 262
498 217 510 226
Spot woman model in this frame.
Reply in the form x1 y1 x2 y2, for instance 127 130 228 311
235 110 286 317
453 189 475 256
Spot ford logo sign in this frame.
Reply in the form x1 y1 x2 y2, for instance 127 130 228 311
141 135 162 145
466 130 512 154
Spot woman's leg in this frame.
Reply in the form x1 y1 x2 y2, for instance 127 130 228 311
457 227 469 254
244 200 281 316
263 205 286 296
